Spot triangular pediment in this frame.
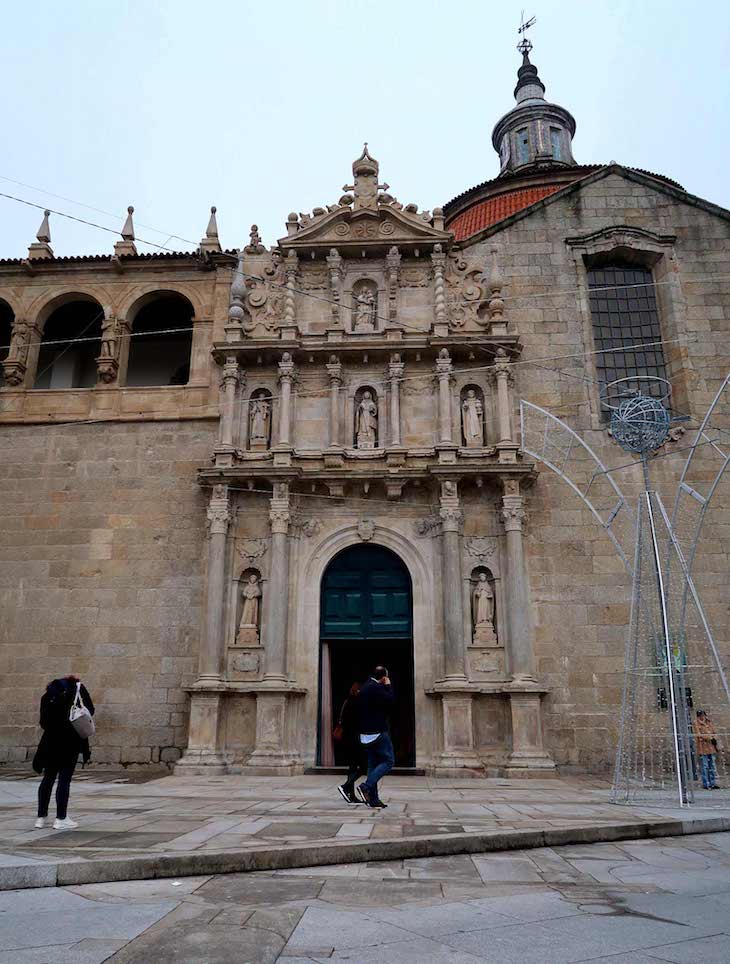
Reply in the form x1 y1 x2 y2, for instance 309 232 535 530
279 203 452 251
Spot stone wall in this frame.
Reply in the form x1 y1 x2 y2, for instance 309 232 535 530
0 419 215 765
467 171 730 769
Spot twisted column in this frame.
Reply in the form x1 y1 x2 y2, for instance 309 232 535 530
432 243 447 330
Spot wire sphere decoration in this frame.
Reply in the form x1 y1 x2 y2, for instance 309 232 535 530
610 393 671 454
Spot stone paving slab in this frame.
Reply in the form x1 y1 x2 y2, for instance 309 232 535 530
1 770 729 891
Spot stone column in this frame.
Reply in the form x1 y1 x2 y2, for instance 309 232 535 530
432 244 448 336
500 479 533 682
276 352 295 448
439 482 466 680
491 348 518 463
326 354 343 448
388 353 405 447
218 356 241 449
200 485 231 684
244 481 304 774
281 251 299 337
435 349 454 445
175 484 230 774
262 483 291 681
500 477 555 776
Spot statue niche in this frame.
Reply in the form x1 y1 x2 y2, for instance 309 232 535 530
352 279 378 333
471 567 497 645
236 569 262 646
248 388 272 451
354 386 378 449
461 384 486 448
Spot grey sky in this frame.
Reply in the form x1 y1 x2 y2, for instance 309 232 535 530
1 0 728 259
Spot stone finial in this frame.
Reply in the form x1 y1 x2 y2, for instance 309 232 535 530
114 206 138 256
200 206 222 254
432 207 445 231
228 250 246 326
27 210 53 260
488 246 506 328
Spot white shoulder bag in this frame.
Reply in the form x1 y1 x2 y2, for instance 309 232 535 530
69 682 95 738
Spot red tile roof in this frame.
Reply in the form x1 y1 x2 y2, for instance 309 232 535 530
448 185 563 240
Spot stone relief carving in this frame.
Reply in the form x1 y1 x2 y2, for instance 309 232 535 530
299 265 328 289
445 249 488 329
357 519 376 542
2 317 31 385
401 265 431 287
464 537 497 563
236 538 268 565
244 250 286 333
414 515 441 537
402 376 432 397
229 650 260 674
236 573 262 646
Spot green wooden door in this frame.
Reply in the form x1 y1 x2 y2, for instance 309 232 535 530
320 545 412 640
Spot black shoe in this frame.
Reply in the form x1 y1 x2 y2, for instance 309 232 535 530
355 783 372 806
370 799 388 809
337 784 357 804
711 785 722 790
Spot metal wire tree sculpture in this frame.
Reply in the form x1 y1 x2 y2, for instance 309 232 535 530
520 373 730 808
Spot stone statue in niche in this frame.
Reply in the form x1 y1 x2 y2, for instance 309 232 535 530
248 391 272 450
472 571 497 645
353 283 377 332
236 573 262 646
461 388 485 448
355 391 378 449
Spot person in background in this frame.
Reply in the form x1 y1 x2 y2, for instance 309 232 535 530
693 709 721 790
32 675 95 829
355 665 395 809
336 682 366 804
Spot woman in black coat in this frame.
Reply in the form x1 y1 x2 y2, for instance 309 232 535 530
32 675 94 830
336 682 366 804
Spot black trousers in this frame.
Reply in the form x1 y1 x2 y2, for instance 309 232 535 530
342 743 367 792
38 759 77 820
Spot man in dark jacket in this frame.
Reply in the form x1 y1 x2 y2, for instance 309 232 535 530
33 675 94 830
355 666 394 808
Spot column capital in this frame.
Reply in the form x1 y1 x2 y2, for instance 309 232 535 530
278 351 296 383
431 242 447 270
326 353 343 384
435 347 452 377
439 480 463 532
269 482 291 534
207 484 231 535
388 352 405 381
489 347 514 385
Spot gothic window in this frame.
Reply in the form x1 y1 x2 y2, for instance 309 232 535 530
516 128 530 165
0 300 13 387
550 127 562 160
125 293 193 387
33 299 102 389
587 264 668 418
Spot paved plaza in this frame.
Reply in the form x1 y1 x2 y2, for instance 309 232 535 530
2 831 730 962
0 770 729 892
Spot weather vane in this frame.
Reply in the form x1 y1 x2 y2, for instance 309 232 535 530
517 11 536 56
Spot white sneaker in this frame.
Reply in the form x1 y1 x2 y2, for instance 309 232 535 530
34 817 47 829
53 817 78 830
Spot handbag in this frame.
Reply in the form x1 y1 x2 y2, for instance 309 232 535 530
69 682 95 738
332 722 344 743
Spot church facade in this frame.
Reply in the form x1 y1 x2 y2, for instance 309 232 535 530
1 50 729 775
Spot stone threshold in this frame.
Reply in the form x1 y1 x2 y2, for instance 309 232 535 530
3 813 730 892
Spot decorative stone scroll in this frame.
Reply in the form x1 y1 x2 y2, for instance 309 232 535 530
243 250 287 333
464 537 497 563
445 249 488 329
236 538 268 566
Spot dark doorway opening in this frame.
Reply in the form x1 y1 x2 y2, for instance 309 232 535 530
318 544 415 768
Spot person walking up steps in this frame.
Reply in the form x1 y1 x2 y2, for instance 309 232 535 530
32 675 95 829
355 666 394 809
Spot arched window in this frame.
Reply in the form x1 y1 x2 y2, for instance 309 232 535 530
125 293 193 387
0 300 13 388
33 299 102 389
588 263 668 418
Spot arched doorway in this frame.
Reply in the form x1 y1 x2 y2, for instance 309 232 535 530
318 544 415 767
